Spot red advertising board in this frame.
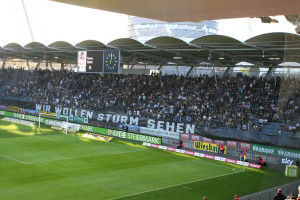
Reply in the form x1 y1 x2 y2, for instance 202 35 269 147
185 151 195 156
240 142 251 150
204 154 215 159
203 137 212 143
248 163 262 169
191 135 200 141
167 147 176 152
225 158 237 164
214 140 225 145
150 144 159 148
227 141 237 148
180 133 190 140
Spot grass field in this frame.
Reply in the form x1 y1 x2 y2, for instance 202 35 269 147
0 118 299 200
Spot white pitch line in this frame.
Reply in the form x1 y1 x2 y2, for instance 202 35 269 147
182 186 192 190
109 170 244 200
0 154 27 164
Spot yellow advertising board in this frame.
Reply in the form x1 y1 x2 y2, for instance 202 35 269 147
83 133 113 142
194 141 227 154
40 111 57 118
6 106 19 112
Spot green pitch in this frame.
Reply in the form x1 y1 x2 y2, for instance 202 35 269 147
0 119 298 200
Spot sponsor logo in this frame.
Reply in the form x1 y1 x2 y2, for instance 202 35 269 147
20 108 37 115
83 133 113 142
0 105 7 109
203 137 212 143
185 151 195 156
158 145 167 150
167 147 176 152
225 159 237 164
194 141 227 154
140 127 179 139
150 144 159 148
214 140 225 145
191 135 200 141
248 163 262 169
280 157 296 166
240 142 251 150
252 145 275 154
204 155 215 159
227 141 237 148
80 125 94 132
180 133 190 140
6 106 19 112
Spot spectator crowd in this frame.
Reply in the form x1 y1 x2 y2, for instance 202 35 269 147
1 69 300 132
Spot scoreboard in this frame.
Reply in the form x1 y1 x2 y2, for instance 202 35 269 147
77 50 120 74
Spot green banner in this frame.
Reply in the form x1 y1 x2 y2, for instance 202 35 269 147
106 129 161 145
252 144 300 159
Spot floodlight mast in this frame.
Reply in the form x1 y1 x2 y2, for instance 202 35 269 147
38 112 69 134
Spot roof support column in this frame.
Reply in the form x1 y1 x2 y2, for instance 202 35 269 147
49 63 54 71
158 65 164 71
130 65 135 69
27 61 31 71
222 67 231 78
60 63 64 71
2 60 6 69
34 62 40 70
265 68 274 80
186 66 195 77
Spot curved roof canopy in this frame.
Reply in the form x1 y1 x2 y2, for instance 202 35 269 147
50 0 300 22
0 33 300 67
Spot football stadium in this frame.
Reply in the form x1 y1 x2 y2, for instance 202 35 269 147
1 1 300 200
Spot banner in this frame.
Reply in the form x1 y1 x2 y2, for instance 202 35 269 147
252 144 300 159
107 129 161 144
214 140 225 145
2 117 35 126
240 142 251 150
194 142 227 154
80 125 94 132
6 106 19 112
40 111 57 118
180 133 190 140
191 135 200 141
140 127 179 139
20 108 37 115
225 158 237 164
227 141 237 148
0 105 7 109
203 137 212 143
83 133 113 142
35 104 196 134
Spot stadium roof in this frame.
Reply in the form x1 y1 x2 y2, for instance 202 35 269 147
50 0 300 22
1 32 300 68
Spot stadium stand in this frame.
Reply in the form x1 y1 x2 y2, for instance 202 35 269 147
0 68 299 136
